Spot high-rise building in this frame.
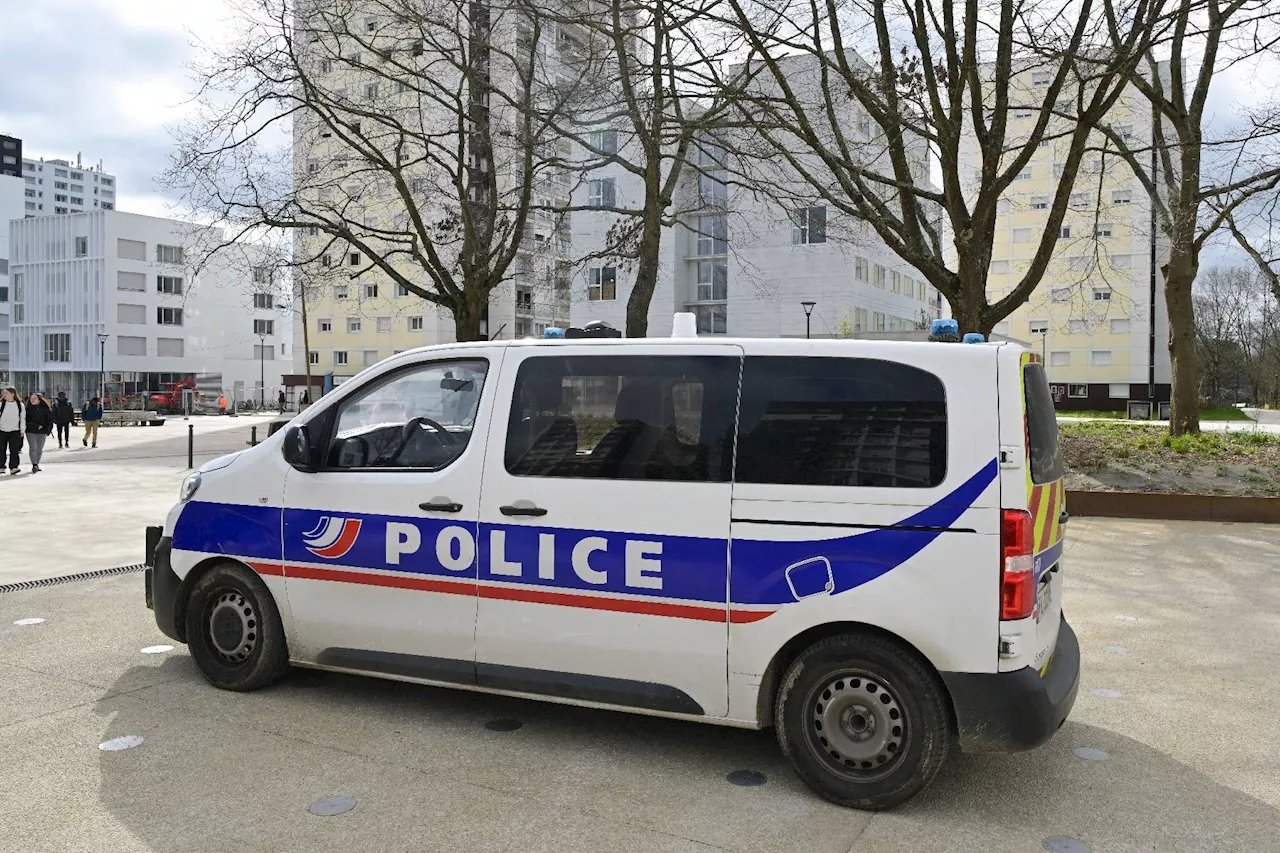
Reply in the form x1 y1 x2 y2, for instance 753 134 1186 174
0 172 24 382
960 67 1171 410
0 135 21 178
18 153 118 217
7 211 292 404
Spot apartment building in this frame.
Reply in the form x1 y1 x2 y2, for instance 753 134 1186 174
570 53 943 338
963 68 1171 410
18 152 118 217
290 7 572 380
0 170 24 381
1 135 20 178
7 211 291 404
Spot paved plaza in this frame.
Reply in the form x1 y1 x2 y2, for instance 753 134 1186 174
1 422 1278 852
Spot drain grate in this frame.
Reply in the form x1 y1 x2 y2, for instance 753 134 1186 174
0 564 148 595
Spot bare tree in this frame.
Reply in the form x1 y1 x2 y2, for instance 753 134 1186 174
1093 0 1280 433
163 0 592 343
711 0 1166 337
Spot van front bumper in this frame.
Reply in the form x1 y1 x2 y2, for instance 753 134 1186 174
940 616 1080 752
145 534 185 643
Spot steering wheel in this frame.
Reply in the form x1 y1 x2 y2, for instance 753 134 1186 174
384 416 458 464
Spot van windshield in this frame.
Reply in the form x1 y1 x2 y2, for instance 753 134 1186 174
1023 362 1063 484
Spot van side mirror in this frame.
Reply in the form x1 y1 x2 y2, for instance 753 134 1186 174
282 425 315 471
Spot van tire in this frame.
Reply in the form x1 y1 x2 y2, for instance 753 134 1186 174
185 562 289 691
774 633 951 810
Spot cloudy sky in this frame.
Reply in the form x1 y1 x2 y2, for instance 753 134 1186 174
0 0 1271 268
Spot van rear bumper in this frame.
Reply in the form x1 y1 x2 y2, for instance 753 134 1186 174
940 616 1080 753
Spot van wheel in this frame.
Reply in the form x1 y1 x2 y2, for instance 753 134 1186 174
185 562 289 691
774 633 951 810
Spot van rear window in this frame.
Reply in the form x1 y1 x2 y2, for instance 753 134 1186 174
1023 363 1063 484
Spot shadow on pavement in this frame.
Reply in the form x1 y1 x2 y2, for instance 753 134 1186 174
91 657 1279 853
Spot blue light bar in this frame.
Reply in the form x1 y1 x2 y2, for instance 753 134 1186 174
543 327 565 339
928 319 960 342
963 333 985 344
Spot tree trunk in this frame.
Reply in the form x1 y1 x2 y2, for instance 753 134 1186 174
452 286 487 342
625 202 664 338
1163 260 1201 435
948 271 987 336
299 281 313 399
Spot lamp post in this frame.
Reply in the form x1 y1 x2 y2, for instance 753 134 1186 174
97 333 109 404
801 301 816 340
258 333 266 409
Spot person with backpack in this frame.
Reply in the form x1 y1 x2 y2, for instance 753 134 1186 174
81 396 103 448
52 391 74 448
1 387 22 475
24 393 53 473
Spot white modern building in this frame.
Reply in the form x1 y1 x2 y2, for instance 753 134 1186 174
0 171 25 382
7 211 292 406
19 153 118 218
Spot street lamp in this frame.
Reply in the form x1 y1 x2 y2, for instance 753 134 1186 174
258 333 266 409
801 301 816 340
97 333 109 404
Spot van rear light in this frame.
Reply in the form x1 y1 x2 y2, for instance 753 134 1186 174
1001 509 1035 620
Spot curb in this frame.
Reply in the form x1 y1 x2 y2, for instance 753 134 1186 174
1067 490 1280 524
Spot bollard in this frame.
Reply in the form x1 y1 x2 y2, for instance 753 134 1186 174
187 424 194 469
250 425 258 447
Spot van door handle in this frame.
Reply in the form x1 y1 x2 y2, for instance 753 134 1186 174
500 504 548 517
419 501 463 513
1059 510 1069 525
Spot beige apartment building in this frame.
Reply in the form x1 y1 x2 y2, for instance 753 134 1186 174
963 68 1171 411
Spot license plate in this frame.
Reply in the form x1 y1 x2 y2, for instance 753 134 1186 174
1035 579 1052 623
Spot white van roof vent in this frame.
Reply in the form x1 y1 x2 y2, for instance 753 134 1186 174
672 312 698 338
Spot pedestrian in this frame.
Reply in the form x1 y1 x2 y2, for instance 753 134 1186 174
300 389 310 411
218 394 227 415
1 387 22 476
277 389 286 414
24 393 52 473
81 396 103 448
52 391 74 448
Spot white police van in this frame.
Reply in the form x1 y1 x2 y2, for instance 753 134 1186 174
145 317 1077 809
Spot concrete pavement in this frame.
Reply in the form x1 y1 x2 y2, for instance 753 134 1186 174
1 517 1278 852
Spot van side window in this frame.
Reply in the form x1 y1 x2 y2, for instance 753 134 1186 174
329 359 488 469
505 355 739 482
736 356 947 488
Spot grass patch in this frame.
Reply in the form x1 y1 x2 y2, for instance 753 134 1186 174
1060 420 1280 473
1058 406 1253 421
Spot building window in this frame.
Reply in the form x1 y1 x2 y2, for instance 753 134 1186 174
1050 351 1071 366
157 307 184 326
54 194 67 203
1112 190 1131 205
253 292 274 309
309 351 320 365
409 316 424 331
318 318 332 332
588 129 618 155
736 357 947 488
117 336 147 357
1110 318 1130 334
157 275 184 295
588 266 617 301
156 244 185 265
873 311 886 331
254 319 275 335
54 181 68 190
890 270 901 292
348 318 362 332
1067 383 1088 397
854 257 868 282
691 304 727 334
74 236 88 257
1017 168 1032 180
349 251 362 266
1032 70 1052 85
695 214 728 256
1031 196 1049 210
1029 320 1049 334
587 178 616 208
0 286 6 302
1095 223 1113 238
694 260 728 301
1091 350 1112 366
396 284 410 297
253 344 275 360
1013 228 1032 243
1068 319 1088 334
333 351 349 365
792 205 827 245
1093 288 1112 301
362 350 379 367
1109 383 1129 398
158 338 185 358
376 316 392 332
253 266 271 285
70 197 83 206
1060 226 1071 238
1110 255 1132 269
873 265 886 288
43 333 71 362
334 285 349 300
364 283 378 298
1050 288 1071 302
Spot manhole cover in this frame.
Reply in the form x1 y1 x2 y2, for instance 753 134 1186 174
726 770 767 787
1091 688 1123 699
1043 837 1090 853
99 735 144 751
13 618 45 626
1103 646 1131 655
1073 747 1110 761
309 796 357 816
484 719 523 732
140 645 174 654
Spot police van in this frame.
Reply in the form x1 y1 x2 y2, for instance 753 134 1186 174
145 317 1078 809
